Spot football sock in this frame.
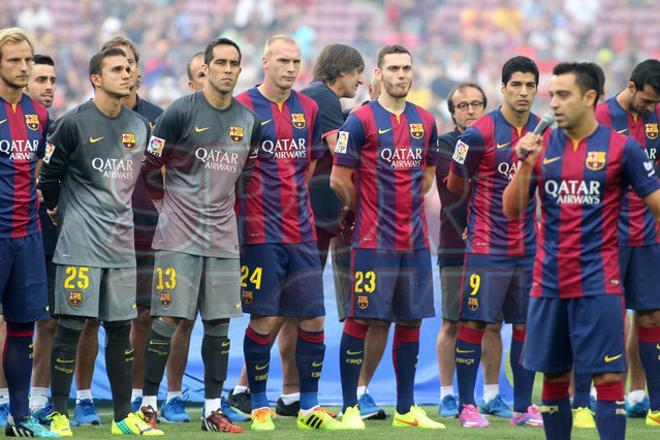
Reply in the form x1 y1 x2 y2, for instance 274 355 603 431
540 380 571 439
638 325 660 411
4 322 35 421
143 319 176 397
595 381 625 440
201 320 230 401
339 319 368 412
296 329 324 411
244 327 271 410
393 324 420 414
572 372 592 409
104 321 133 422
510 327 534 413
51 320 83 417
455 325 484 409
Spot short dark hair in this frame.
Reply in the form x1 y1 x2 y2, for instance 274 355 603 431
186 51 204 81
101 36 140 64
204 38 242 66
447 81 488 115
377 45 412 69
552 62 602 108
33 54 54 67
587 62 606 99
502 56 539 85
312 44 364 84
89 47 126 86
630 59 660 94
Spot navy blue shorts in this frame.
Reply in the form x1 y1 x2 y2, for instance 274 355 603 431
0 234 49 322
348 248 435 321
240 242 324 318
459 253 533 324
619 244 660 311
523 295 626 375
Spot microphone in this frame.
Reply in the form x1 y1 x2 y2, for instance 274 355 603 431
519 113 555 161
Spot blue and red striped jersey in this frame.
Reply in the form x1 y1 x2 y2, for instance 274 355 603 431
236 88 323 245
596 98 660 247
530 125 659 299
450 108 540 256
333 100 438 251
0 94 49 238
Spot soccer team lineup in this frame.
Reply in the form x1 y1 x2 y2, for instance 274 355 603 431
0 17 659 440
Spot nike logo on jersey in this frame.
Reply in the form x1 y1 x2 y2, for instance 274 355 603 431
195 126 210 133
346 350 363 355
0 119 6 125
604 353 623 363
221 341 230 348
255 363 269 371
261 119 273 126
616 128 628 134
125 348 134 356
394 417 419 427
496 142 511 149
543 157 561 165
89 136 104 143
311 361 323 367
378 128 392 134
455 348 475 354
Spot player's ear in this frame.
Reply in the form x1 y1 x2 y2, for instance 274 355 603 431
89 73 102 89
584 89 597 107
626 81 637 95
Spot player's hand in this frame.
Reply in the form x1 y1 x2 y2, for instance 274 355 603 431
47 207 58 225
515 132 543 168
339 206 355 232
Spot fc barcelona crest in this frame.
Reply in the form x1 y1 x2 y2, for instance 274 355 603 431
645 123 658 140
25 114 40 131
357 295 369 310
230 126 244 144
122 133 136 150
291 113 306 129
242 290 254 305
409 123 424 139
585 151 606 171
160 292 172 307
467 297 479 311
68 291 83 307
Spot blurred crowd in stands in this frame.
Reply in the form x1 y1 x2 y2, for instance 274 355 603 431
3 0 659 131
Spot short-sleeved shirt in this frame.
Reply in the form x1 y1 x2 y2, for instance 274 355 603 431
450 108 540 256
436 128 468 263
0 94 49 239
529 125 659 299
333 100 438 251
131 95 164 250
301 81 345 234
596 98 660 247
235 87 324 245
39 100 150 268
142 92 260 259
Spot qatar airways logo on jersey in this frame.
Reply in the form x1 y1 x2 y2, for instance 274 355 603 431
380 146 423 168
497 161 520 181
545 179 601 205
91 158 135 179
195 148 239 173
0 139 40 160
261 138 307 159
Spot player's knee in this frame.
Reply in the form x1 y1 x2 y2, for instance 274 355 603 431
203 320 229 338
179 318 195 332
636 309 660 327
486 321 504 334
298 315 324 332
463 319 487 330
37 317 58 334
441 319 459 336
592 372 623 385
249 315 279 334
84 319 101 330
104 320 131 345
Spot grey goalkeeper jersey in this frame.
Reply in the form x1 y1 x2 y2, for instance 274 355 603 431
141 92 260 258
39 100 149 267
